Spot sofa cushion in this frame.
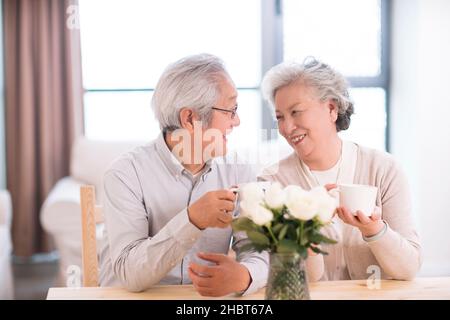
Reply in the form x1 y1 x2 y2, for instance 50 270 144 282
0 191 12 227
0 190 13 299
70 137 146 202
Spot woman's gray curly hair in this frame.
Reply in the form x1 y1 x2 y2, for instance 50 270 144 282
261 57 354 132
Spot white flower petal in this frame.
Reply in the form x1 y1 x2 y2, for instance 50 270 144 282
241 182 265 203
316 195 337 223
252 206 274 226
240 200 273 225
284 186 318 220
240 200 260 218
264 182 286 209
310 186 338 223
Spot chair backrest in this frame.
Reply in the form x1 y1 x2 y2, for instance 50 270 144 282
80 185 104 287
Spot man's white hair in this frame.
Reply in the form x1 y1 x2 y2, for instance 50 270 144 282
152 53 231 132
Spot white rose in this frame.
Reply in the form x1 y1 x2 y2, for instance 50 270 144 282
316 194 337 223
240 182 264 203
239 200 258 218
284 185 305 196
284 185 317 220
264 182 286 209
311 186 338 223
310 186 329 198
239 200 273 225
252 206 274 226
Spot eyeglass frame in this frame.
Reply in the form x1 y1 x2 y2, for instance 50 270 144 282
211 105 238 119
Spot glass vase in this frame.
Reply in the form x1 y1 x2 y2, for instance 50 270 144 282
265 252 310 300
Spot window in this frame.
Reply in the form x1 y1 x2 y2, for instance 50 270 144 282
79 0 261 146
283 0 382 77
282 0 389 151
79 0 390 151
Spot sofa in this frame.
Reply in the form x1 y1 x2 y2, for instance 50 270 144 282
0 190 14 299
40 137 144 286
40 136 291 286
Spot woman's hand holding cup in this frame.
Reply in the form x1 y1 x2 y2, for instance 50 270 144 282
336 206 384 237
325 183 384 237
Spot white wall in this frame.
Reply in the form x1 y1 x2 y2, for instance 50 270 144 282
391 0 450 276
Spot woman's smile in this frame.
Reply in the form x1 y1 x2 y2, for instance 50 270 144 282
289 133 307 145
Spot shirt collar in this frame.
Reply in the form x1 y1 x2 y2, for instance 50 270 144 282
155 133 214 180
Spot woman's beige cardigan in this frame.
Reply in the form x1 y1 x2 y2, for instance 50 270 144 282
258 144 422 281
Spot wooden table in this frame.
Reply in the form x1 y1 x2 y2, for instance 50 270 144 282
47 277 450 300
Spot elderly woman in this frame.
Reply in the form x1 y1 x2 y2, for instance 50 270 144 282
259 58 422 282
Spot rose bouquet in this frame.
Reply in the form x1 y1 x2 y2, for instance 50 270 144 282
231 182 338 300
232 182 337 256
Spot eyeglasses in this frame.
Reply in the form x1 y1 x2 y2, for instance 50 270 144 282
211 106 238 119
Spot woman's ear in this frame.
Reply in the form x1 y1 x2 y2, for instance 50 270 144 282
179 108 195 131
328 100 338 122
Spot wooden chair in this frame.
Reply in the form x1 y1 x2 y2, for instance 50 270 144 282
80 185 104 287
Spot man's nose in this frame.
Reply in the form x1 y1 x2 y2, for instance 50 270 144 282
232 113 240 127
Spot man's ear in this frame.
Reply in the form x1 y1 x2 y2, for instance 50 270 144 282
179 108 195 131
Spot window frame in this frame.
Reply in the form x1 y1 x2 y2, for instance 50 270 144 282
81 0 391 150
260 0 391 150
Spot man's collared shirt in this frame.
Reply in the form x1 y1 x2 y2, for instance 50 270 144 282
99 134 268 294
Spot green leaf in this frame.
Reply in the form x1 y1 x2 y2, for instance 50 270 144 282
287 223 297 239
272 223 284 234
300 229 308 246
278 225 289 241
298 246 308 259
309 232 337 245
268 207 283 218
238 243 257 253
320 236 338 244
277 239 298 253
308 232 321 243
310 245 330 256
232 217 257 232
247 230 271 246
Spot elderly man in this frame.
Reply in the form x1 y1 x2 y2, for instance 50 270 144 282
98 54 268 296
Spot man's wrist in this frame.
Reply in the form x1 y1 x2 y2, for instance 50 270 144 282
187 206 203 230
236 264 252 293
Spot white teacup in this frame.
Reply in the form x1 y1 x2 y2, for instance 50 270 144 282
338 184 378 216
229 181 271 218
230 181 271 198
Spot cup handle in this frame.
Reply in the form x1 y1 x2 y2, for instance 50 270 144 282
229 186 240 218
